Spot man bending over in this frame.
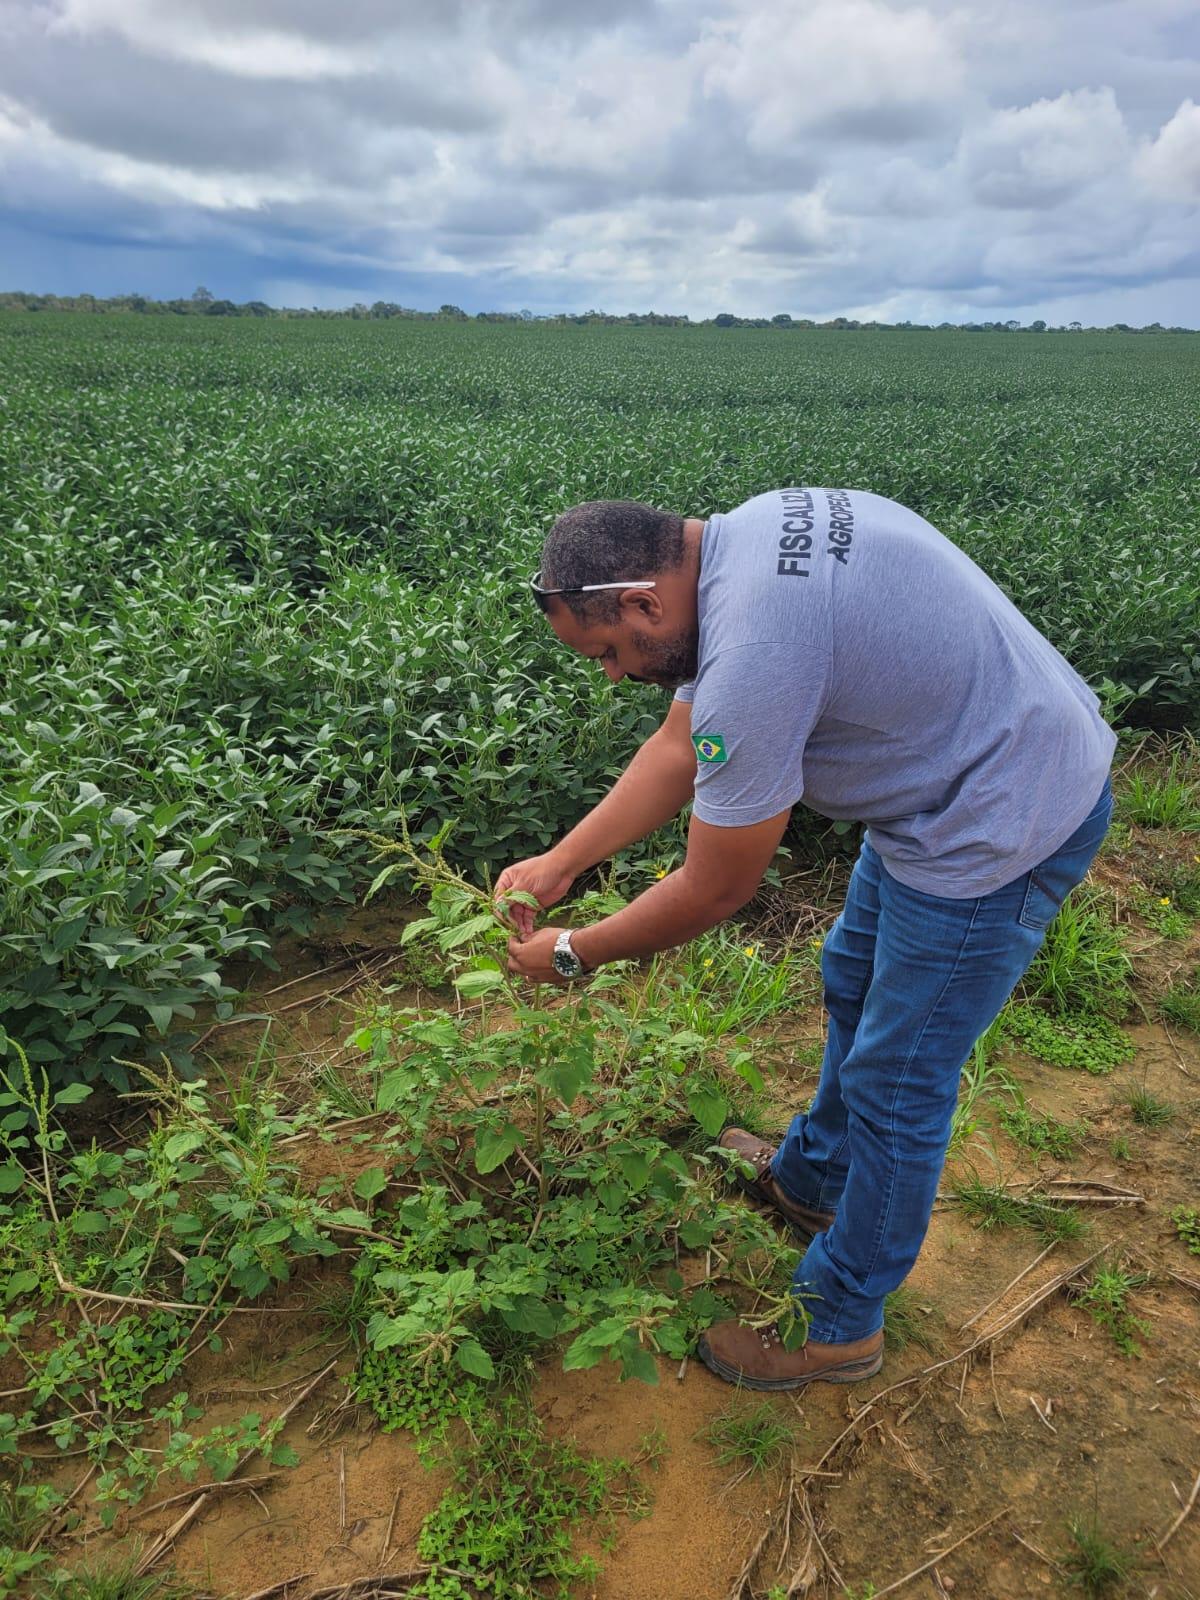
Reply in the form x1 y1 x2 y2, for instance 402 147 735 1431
495 492 1115 1391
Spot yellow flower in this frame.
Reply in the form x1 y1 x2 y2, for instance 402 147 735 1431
810 937 823 949
703 957 714 969
654 868 668 880
743 944 757 958
1160 896 1171 905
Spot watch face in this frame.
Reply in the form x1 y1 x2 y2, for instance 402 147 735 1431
553 945 581 978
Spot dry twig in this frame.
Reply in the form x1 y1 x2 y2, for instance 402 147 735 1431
130 1473 277 1520
1156 1465 1200 1553
867 1506 1012 1598
960 1243 1056 1331
379 1484 402 1563
239 1576 314 1600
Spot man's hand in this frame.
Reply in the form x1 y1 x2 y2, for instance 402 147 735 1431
507 926 574 985
494 852 577 935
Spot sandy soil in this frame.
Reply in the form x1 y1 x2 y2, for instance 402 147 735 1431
42 873 1200 1600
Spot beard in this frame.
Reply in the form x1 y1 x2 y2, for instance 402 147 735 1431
628 624 700 691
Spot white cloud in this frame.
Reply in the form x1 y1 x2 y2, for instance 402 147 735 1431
699 0 965 146
1136 99 1200 201
960 87 1131 209
51 0 370 79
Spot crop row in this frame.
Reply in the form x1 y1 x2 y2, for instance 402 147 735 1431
1 315 1197 1091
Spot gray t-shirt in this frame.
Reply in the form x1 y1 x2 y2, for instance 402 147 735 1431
674 488 1116 898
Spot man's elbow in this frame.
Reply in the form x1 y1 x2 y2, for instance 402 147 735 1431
678 866 759 926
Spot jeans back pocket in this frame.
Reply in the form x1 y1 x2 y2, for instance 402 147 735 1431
1018 867 1064 932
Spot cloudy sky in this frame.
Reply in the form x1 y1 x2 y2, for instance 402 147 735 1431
1 0 1198 323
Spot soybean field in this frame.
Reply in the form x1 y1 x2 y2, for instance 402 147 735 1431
2 313 1199 1600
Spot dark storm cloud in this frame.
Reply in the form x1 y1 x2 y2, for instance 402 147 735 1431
0 0 1197 324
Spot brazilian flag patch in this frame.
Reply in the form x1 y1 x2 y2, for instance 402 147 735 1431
692 733 728 763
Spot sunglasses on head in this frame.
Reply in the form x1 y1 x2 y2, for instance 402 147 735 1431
528 571 657 612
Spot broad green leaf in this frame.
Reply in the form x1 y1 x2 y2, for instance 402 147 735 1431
354 1166 388 1201
687 1083 728 1137
454 968 505 997
474 1123 521 1175
52 1082 93 1107
163 1130 205 1162
455 1338 495 1380
619 1342 660 1385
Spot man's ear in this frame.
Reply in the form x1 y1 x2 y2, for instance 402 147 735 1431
620 587 662 622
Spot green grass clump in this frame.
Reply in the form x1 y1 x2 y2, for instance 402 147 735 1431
949 1014 1012 1153
1125 1085 1174 1127
883 1287 941 1354
998 1096 1085 1159
1171 1206 1200 1256
644 925 819 1040
700 1400 796 1475
1119 758 1200 831
1108 1134 1133 1162
1024 890 1133 1019
1002 1006 1134 1075
1063 1515 1133 1595
36 1557 194 1599
950 1175 1086 1245
1160 968 1200 1034
1070 1261 1151 1356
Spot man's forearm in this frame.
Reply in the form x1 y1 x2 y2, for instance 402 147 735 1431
570 867 740 969
555 729 696 875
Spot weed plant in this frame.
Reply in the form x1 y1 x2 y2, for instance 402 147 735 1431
1125 1085 1174 1127
339 826 811 1387
1160 968 1200 1034
412 1400 648 1600
883 1287 941 1354
1063 1516 1132 1596
1002 1006 1134 1074
700 1399 795 1475
1070 1261 1151 1356
999 1095 1085 1160
1118 753 1200 830
641 927 819 1041
1157 858 1200 916
949 1014 1011 1153
1170 1206 1200 1256
950 1174 1087 1245
1138 892 1192 940
34 1557 194 1600
1023 890 1133 1018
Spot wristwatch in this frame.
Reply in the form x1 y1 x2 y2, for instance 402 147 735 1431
552 930 590 980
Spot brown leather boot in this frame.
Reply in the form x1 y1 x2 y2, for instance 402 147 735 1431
697 1319 884 1391
716 1127 836 1244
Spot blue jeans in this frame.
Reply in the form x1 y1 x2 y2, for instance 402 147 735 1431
774 777 1113 1343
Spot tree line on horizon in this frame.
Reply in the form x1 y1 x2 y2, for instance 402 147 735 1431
0 284 1192 335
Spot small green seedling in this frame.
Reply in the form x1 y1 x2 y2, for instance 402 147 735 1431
1126 1085 1173 1128
700 1399 796 1476
1070 1262 1150 1356
1062 1514 1133 1595
1170 1206 1200 1256
951 1175 1087 1245
883 1287 941 1354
